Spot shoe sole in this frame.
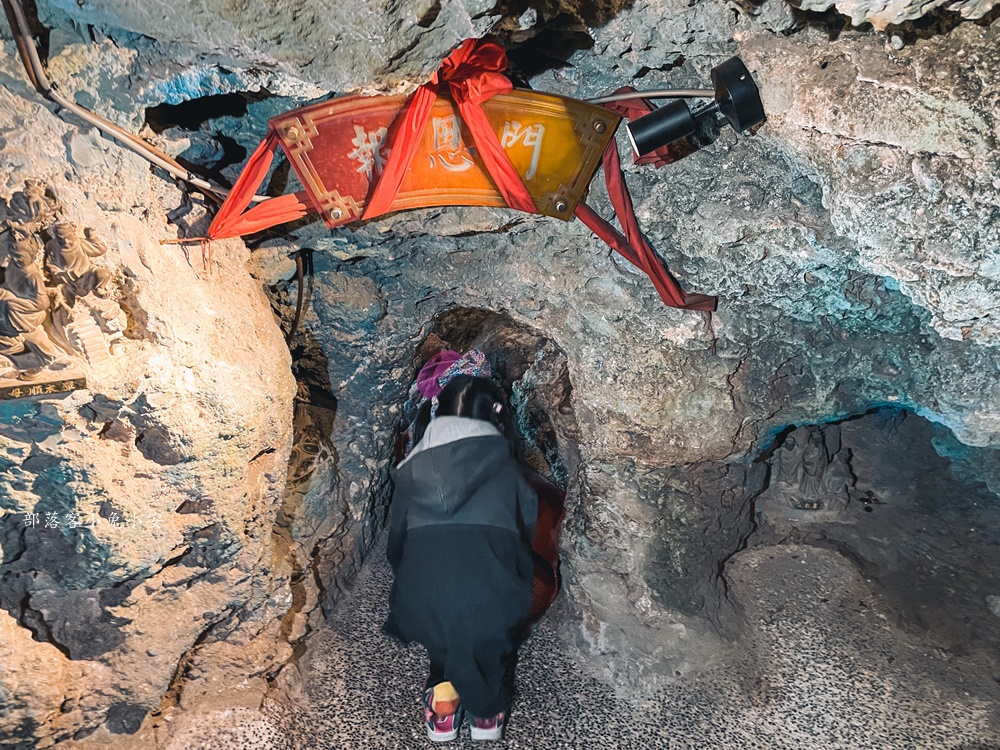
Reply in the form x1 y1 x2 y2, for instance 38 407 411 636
427 728 460 742
470 726 503 741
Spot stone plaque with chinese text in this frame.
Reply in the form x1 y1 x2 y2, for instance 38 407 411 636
0 376 86 400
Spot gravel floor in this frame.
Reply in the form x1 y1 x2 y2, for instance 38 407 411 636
171 541 1000 749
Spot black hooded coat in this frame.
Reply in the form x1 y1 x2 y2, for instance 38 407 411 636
383 416 537 716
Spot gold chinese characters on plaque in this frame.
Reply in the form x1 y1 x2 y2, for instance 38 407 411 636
1 377 86 401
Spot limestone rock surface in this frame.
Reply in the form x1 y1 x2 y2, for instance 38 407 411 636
795 0 998 30
0 39 296 747
37 0 500 93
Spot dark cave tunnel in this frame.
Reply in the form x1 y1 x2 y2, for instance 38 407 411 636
282 300 1000 674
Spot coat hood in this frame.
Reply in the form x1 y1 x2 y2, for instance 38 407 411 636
392 416 514 522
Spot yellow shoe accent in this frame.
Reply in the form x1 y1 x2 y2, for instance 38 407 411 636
432 681 460 716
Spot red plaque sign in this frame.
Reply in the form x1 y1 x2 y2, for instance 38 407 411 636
269 91 620 227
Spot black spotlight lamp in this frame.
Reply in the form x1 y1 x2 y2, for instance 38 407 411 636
625 99 698 157
624 57 766 157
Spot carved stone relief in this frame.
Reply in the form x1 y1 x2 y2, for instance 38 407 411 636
760 424 856 517
0 180 128 396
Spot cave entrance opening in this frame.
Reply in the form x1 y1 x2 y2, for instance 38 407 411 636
412 307 579 492
398 307 581 620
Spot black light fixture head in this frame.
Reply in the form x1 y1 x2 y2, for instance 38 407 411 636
624 56 765 157
711 57 766 134
625 100 698 158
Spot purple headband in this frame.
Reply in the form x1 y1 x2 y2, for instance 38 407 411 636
422 349 491 398
416 350 462 400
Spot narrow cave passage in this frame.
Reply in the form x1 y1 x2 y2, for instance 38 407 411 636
422 307 579 490
380 308 581 627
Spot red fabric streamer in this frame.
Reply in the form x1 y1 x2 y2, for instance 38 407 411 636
206 37 713 311
207 131 314 240
575 135 717 312
362 37 536 219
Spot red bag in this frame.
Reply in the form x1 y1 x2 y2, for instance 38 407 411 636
522 466 567 620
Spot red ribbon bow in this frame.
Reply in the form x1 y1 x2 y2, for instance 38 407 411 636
362 37 536 219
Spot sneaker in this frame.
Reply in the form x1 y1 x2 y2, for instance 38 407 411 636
470 711 506 741
424 687 463 743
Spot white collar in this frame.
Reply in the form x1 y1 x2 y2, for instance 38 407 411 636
398 416 501 467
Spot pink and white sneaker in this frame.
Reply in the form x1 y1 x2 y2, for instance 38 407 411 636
424 687 463 743
470 711 506 741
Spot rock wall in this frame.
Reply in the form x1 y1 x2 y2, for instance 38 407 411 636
0 37 296 747
37 0 500 93
551 12 999 691
254 7 998 696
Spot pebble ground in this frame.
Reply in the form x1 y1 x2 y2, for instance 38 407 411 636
169 542 1000 749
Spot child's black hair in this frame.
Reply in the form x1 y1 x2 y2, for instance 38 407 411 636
411 375 521 458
